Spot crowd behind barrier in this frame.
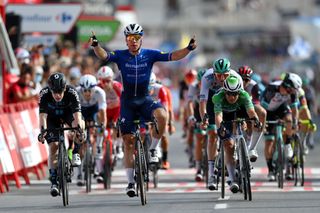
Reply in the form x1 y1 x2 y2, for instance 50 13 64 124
0 100 48 194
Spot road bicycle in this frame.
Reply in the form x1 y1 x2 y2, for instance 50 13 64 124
117 117 158 205
39 126 81 206
266 120 285 189
83 122 104 193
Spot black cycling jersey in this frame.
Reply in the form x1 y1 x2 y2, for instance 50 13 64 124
39 85 81 116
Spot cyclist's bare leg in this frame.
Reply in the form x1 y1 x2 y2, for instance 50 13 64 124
49 142 59 170
150 108 168 149
123 134 135 184
194 133 205 180
248 105 266 151
224 139 236 182
186 126 194 167
161 134 170 168
207 129 218 177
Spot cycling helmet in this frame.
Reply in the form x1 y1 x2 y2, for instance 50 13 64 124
184 69 197 84
15 47 30 64
282 73 302 89
48 72 66 93
213 58 231 74
197 69 206 82
238 65 253 78
79 74 97 89
223 76 242 92
124 23 144 36
97 66 114 79
150 72 157 85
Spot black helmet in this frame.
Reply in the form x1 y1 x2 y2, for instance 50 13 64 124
48 72 66 93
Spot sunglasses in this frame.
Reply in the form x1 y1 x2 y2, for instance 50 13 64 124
226 91 240 97
101 79 112 84
126 34 142 42
83 88 92 93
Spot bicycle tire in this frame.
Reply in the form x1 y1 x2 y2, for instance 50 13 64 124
240 138 252 201
136 139 147 205
277 136 284 189
294 134 305 186
84 143 92 193
202 138 208 188
143 134 151 190
103 139 112 189
58 142 68 206
221 142 225 199
299 138 305 186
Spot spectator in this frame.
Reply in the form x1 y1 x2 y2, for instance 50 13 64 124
8 65 37 103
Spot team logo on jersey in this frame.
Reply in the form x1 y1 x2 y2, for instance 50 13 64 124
160 51 168 54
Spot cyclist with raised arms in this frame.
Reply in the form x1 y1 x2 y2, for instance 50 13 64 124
237 66 266 162
76 74 107 184
261 73 301 181
97 66 124 160
213 76 261 193
187 69 207 181
89 23 196 197
199 58 243 190
38 72 85 197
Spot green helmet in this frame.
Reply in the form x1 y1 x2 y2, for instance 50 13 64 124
223 76 242 92
197 69 206 82
213 58 231 73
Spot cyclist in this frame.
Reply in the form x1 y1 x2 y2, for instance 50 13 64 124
187 69 207 181
97 66 124 160
213 76 261 193
38 72 85 197
261 72 301 181
181 69 198 140
89 23 196 197
237 66 266 162
149 73 174 169
76 74 107 184
199 58 243 190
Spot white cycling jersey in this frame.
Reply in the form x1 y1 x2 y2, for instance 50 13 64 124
76 86 107 110
199 68 243 101
187 81 200 103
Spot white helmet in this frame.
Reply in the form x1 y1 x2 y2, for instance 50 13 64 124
124 23 144 36
79 74 97 89
15 48 30 64
149 73 157 85
97 66 114 79
282 73 302 89
223 75 242 92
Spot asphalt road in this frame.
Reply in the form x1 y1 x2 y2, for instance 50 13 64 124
1 121 320 213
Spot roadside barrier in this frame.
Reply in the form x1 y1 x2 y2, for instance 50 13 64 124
0 100 48 194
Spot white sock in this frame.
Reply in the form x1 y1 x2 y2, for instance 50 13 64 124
149 137 160 150
195 161 201 172
249 131 263 150
226 163 235 182
208 160 215 176
126 168 135 184
95 159 103 174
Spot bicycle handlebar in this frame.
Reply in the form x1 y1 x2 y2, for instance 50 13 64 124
38 126 82 144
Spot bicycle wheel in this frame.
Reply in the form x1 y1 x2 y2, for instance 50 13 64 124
294 134 305 186
85 143 92 193
220 142 225 199
276 136 284 189
239 138 252 201
202 138 208 188
143 134 150 190
136 139 147 205
103 139 112 189
58 142 68 206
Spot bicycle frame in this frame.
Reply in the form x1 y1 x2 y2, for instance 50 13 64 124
266 120 285 189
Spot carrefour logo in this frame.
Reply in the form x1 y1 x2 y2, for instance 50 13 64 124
55 12 72 24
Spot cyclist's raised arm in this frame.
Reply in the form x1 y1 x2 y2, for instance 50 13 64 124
171 36 197 61
89 32 108 60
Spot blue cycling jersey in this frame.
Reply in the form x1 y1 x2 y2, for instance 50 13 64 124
106 48 172 98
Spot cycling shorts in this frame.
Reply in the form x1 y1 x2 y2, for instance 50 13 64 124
45 114 73 143
82 104 99 122
120 95 164 135
264 103 291 139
